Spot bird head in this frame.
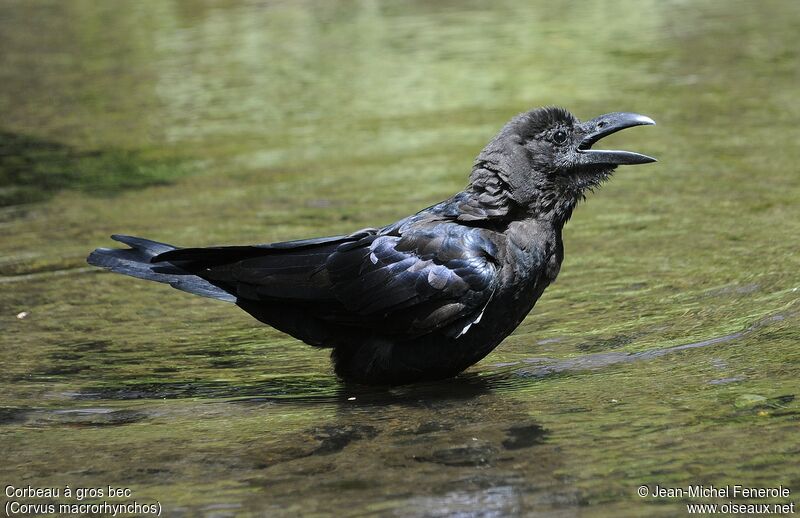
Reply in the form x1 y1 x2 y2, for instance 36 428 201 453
471 107 656 221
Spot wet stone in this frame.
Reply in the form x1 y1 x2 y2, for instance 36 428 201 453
0 407 29 425
502 424 548 450
309 424 380 455
41 408 149 427
414 444 497 467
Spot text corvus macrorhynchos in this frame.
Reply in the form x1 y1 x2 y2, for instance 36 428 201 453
88 107 656 385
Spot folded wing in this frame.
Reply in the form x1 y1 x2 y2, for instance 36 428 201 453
325 223 499 338
153 222 500 342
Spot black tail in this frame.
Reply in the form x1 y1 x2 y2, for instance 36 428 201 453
87 235 236 302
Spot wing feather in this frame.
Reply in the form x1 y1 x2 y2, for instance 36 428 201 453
325 222 498 337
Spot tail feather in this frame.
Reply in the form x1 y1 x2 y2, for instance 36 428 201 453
87 235 236 302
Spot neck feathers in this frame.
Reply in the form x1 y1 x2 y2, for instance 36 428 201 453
464 164 578 229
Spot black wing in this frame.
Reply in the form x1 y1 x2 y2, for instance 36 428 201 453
324 221 499 338
153 222 499 341
152 229 377 301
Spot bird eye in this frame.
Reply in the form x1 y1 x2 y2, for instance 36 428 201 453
552 130 568 144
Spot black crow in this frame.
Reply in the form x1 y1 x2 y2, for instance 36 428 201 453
88 107 656 385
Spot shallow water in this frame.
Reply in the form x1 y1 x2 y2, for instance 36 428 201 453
1 0 799 516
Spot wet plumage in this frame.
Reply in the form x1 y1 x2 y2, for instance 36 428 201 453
88 107 656 385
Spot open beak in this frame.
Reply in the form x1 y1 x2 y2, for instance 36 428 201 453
577 112 656 165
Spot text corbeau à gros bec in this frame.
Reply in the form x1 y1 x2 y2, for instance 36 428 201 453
5 485 161 516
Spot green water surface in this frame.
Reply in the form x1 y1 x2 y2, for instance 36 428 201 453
1 1 798 516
